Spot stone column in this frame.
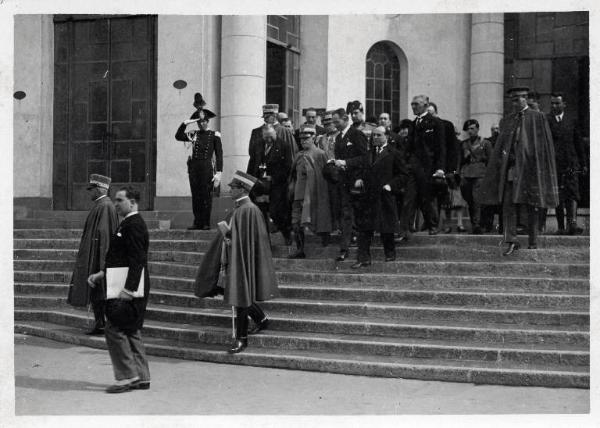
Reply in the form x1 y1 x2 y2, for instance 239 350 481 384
469 14 504 137
220 16 267 189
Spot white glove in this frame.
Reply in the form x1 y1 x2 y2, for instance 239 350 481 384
432 169 445 178
383 184 391 192
334 159 347 168
212 171 222 187
183 119 199 126
354 179 364 188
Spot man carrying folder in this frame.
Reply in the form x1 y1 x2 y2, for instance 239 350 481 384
88 186 151 393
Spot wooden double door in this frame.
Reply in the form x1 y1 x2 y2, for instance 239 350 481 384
53 15 157 210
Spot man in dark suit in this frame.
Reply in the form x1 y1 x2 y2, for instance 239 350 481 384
398 95 446 240
247 124 293 244
332 107 369 261
88 186 151 393
378 112 400 149
428 101 460 233
548 92 586 235
352 127 408 268
248 104 297 167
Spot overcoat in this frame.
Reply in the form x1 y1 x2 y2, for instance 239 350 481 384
408 113 447 175
333 125 369 187
477 108 559 208
224 198 279 307
289 145 332 233
357 145 409 233
67 196 118 307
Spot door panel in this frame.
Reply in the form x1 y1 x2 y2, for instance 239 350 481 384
53 15 156 210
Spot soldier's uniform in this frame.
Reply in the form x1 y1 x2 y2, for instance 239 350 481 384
175 103 223 230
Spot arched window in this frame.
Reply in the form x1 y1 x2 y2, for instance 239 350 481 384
366 42 401 126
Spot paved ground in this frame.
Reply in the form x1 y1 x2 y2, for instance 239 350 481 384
13 334 589 415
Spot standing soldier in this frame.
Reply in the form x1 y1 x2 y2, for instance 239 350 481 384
478 87 558 255
175 93 223 230
224 171 279 354
317 111 342 232
347 100 376 141
288 126 332 257
67 174 119 335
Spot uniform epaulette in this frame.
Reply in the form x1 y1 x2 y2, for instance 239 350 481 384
215 131 221 138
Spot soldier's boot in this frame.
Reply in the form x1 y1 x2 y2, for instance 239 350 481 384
229 308 249 354
555 202 566 234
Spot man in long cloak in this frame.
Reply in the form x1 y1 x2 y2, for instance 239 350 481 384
288 125 332 257
194 171 279 354
67 174 119 335
477 87 559 255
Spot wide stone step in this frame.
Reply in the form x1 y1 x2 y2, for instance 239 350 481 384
143 260 588 280
14 271 72 284
14 219 162 229
13 309 589 366
14 319 589 388
13 228 590 248
14 302 588 348
13 238 214 252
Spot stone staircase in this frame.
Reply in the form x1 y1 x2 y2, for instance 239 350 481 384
14 226 590 388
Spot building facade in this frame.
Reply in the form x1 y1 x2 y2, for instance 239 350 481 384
13 13 589 215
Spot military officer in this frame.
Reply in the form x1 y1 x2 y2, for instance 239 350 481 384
175 93 223 230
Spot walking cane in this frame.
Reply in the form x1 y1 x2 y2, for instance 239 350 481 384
231 306 236 339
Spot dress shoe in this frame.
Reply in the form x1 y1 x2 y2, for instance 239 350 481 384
471 226 482 235
428 228 439 236
228 338 248 354
502 242 520 256
395 235 410 244
204 286 224 298
106 377 139 394
287 251 306 259
556 229 565 236
442 227 452 234
249 318 270 335
85 327 105 336
131 380 151 390
456 226 467 233
201 225 211 231
335 250 348 261
527 244 537 249
187 225 201 230
385 257 395 262
351 261 371 269
568 225 583 235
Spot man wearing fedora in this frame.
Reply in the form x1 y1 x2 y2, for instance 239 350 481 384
477 87 559 255
67 174 119 335
224 171 279 354
175 93 223 230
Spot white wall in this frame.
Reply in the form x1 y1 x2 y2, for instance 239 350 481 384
325 14 472 128
13 15 54 198
299 15 329 118
155 15 221 198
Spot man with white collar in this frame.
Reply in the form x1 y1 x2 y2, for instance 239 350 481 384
398 94 446 240
332 107 369 261
88 186 151 393
478 87 558 255
68 174 118 336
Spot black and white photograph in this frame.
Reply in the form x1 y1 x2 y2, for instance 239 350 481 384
1 1 597 426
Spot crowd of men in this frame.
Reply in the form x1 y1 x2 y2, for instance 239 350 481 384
64 88 588 390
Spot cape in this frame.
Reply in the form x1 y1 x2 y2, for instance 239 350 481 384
67 196 119 306
224 198 279 307
476 108 559 208
290 146 332 233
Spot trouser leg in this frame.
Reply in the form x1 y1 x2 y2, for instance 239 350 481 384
188 172 202 227
104 320 139 381
502 181 518 244
556 201 566 231
538 208 547 232
128 329 150 382
235 307 250 340
357 230 373 263
92 300 106 329
381 233 395 259
247 302 267 324
399 175 418 236
566 199 577 227
527 205 539 246
339 188 354 251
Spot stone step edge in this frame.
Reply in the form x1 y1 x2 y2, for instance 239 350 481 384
13 282 590 299
20 308 589 355
14 294 591 317
15 307 589 337
14 322 590 389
